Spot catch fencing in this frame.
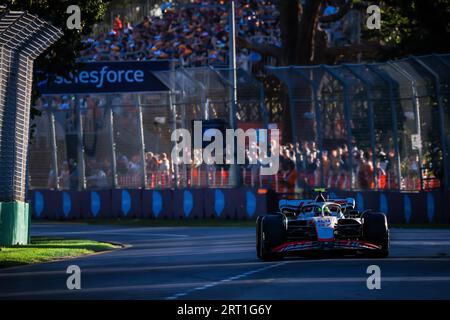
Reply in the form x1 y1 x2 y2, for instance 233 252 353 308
268 54 450 191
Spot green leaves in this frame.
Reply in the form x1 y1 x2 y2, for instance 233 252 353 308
4 0 110 104
366 0 450 57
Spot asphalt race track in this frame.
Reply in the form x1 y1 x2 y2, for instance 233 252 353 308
1 223 450 299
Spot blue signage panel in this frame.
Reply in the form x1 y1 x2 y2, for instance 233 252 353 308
38 61 171 94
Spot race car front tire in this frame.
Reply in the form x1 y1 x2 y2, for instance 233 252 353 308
258 215 286 261
362 212 389 258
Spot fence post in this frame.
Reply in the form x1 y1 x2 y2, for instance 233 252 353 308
107 98 118 188
75 98 86 190
48 106 59 190
137 94 147 189
169 91 179 188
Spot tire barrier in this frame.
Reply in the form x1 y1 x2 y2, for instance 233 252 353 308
111 189 142 219
79 190 112 219
327 189 449 224
203 188 237 219
29 188 450 224
173 189 204 219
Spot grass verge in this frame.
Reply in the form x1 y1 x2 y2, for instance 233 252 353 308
0 237 119 269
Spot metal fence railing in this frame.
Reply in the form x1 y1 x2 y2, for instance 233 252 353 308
28 56 450 192
29 66 268 191
267 54 450 191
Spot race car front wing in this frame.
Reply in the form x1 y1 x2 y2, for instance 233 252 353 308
272 240 381 253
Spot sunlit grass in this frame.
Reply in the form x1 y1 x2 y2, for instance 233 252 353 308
0 237 118 269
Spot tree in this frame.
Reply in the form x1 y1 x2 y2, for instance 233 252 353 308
369 0 450 58
4 0 110 107
238 0 380 66
240 0 450 66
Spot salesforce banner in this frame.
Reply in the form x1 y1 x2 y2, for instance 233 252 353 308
38 61 171 94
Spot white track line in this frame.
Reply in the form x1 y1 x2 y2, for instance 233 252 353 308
165 261 287 300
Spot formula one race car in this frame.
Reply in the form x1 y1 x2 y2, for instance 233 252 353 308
256 189 389 260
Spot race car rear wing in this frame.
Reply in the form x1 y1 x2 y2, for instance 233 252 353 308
279 198 356 212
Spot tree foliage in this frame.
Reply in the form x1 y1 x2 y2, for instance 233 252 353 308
4 0 110 105
371 0 450 58
240 0 450 66
239 0 377 65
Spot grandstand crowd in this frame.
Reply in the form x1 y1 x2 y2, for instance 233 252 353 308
80 0 280 69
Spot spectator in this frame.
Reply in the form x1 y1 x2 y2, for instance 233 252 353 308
113 14 123 34
159 153 171 186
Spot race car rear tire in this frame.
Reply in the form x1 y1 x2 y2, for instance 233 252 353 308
259 215 286 261
362 212 389 258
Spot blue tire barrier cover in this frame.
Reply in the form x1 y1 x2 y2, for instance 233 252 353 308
246 189 257 219
29 188 449 224
111 189 142 219
173 189 203 219
141 189 167 219
427 192 435 223
31 190 44 219
235 187 264 219
152 190 164 218
403 194 412 224
204 188 237 219
61 191 80 220
32 190 57 220
80 190 112 219
356 192 365 212
62 191 72 219
152 189 174 219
